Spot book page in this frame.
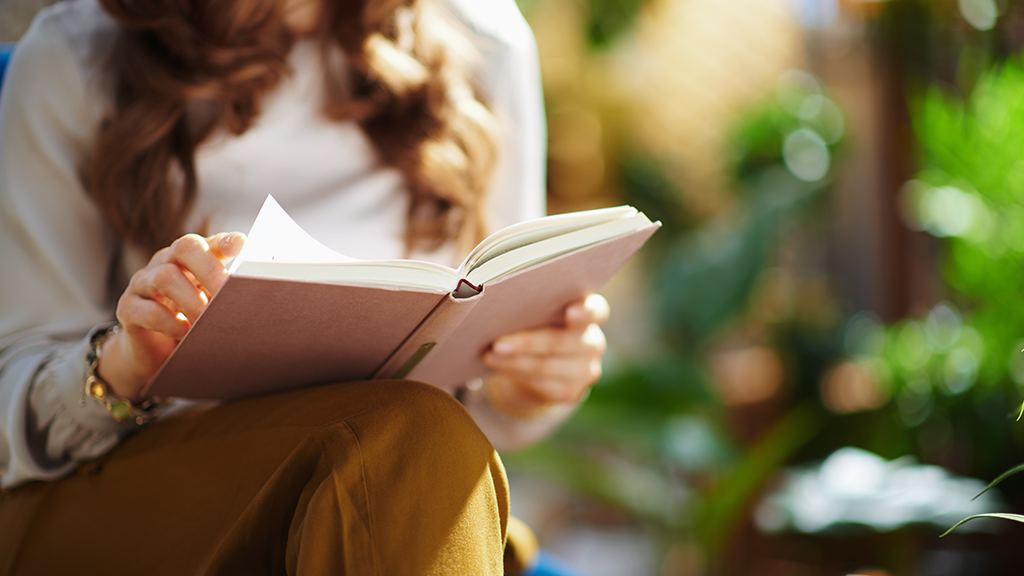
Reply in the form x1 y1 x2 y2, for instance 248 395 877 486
229 195 359 274
235 260 459 293
458 205 639 274
465 212 655 286
229 195 459 292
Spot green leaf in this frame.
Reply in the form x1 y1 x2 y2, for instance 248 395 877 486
694 401 823 556
972 462 1024 501
940 513 1024 537
585 0 650 48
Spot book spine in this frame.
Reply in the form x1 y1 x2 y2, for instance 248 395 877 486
371 286 484 380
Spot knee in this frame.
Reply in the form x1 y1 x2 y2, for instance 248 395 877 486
218 379 503 498
334 380 504 498
338 380 509 555
286 381 509 574
349 379 493 458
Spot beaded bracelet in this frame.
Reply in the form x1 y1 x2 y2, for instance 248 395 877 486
80 325 162 426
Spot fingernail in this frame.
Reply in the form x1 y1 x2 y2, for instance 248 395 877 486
223 233 246 252
493 340 514 355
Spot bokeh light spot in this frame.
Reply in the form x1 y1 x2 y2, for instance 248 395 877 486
820 361 889 414
783 129 830 182
958 0 998 31
942 348 978 395
924 301 962 352
895 321 931 371
710 346 785 406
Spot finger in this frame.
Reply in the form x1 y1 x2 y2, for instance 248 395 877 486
151 292 184 316
492 327 583 356
483 351 603 388
490 370 594 405
486 372 563 408
492 324 606 357
164 234 234 296
133 262 208 323
565 294 610 328
117 295 191 340
145 232 244 267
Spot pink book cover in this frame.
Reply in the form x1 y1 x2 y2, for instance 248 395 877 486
406 224 660 388
143 278 446 400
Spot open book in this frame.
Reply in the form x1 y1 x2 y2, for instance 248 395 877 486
144 196 660 400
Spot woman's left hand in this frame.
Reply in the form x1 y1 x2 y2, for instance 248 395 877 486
481 294 609 418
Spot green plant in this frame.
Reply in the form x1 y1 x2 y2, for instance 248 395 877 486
942 462 1024 536
836 56 1024 481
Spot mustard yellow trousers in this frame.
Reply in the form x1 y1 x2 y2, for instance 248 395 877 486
0 380 515 575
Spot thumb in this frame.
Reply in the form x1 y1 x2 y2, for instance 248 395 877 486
207 232 246 260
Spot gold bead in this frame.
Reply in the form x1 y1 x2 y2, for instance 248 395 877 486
89 382 106 399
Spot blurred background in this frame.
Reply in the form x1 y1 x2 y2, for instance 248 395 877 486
7 0 1024 574
502 0 1024 574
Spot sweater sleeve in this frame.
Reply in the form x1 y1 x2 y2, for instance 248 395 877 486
26 326 127 471
459 383 578 451
0 5 138 488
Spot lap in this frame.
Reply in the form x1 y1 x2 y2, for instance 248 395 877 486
0 380 509 576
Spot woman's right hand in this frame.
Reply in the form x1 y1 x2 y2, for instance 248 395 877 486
98 232 246 401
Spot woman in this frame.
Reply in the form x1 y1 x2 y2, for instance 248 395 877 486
0 0 608 573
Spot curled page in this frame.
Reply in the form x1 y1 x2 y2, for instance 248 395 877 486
229 195 359 273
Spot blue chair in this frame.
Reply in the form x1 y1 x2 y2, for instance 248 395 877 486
522 550 593 576
0 43 14 90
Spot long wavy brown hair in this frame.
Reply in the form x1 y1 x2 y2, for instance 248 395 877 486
90 0 498 256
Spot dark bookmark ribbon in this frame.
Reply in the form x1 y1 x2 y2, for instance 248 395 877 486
392 342 437 379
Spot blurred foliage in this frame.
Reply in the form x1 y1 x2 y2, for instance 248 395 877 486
649 169 819 348
516 0 654 49
583 0 650 48
870 0 1024 98
506 0 1024 571
727 72 846 187
693 401 824 557
840 57 1024 481
615 155 691 252
507 69 846 567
